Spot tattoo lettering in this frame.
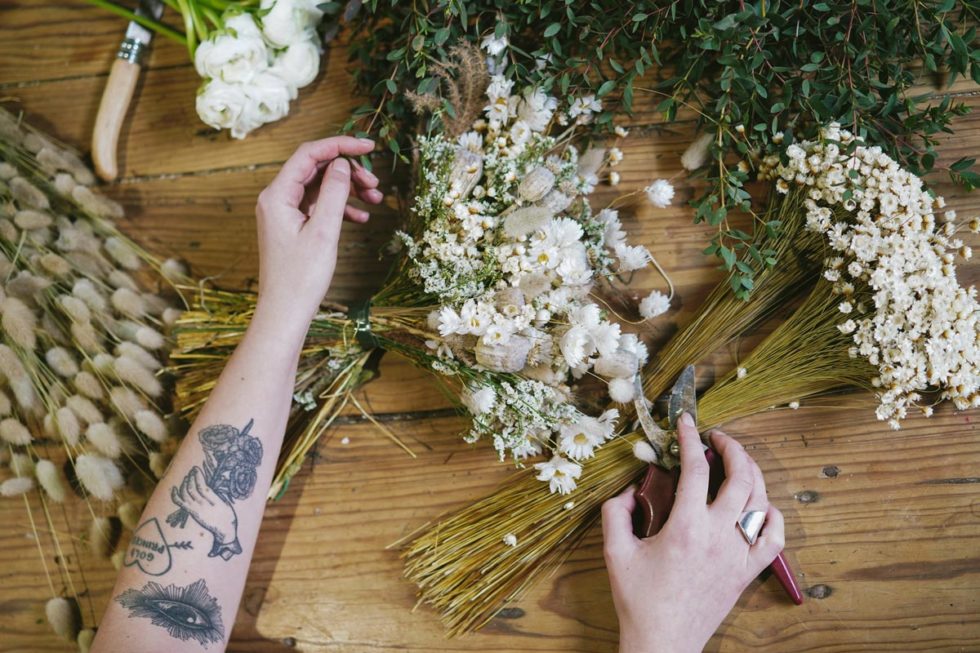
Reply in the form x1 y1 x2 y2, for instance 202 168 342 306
116 578 224 647
166 419 263 561
123 517 192 576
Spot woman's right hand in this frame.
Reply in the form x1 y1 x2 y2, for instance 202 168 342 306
602 413 786 653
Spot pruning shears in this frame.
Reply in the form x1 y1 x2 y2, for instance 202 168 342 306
632 365 804 605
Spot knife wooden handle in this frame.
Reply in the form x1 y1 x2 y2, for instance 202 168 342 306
92 58 140 182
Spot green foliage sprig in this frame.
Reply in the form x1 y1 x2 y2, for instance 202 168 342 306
332 0 979 296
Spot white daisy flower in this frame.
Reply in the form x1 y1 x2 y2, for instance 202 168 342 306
534 455 582 494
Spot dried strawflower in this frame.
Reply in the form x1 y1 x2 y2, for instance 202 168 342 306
644 179 675 208
639 290 671 319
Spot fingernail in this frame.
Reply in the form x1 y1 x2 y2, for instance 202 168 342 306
330 157 350 175
357 138 375 146
679 412 695 428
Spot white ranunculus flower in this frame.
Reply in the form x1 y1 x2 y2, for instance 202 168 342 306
196 79 249 132
224 12 262 38
260 0 323 48
270 39 321 88
235 72 295 138
194 31 268 84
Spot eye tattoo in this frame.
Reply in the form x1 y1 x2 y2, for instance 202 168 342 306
115 578 224 647
166 419 263 560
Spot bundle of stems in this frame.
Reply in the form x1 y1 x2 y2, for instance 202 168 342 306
84 0 249 53
639 186 822 405
403 206 876 636
170 280 449 498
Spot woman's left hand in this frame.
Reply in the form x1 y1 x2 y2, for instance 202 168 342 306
253 136 383 324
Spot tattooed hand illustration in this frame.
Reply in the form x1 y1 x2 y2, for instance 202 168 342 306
166 420 262 561
171 467 242 560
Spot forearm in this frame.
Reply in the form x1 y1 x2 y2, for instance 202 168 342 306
92 304 307 652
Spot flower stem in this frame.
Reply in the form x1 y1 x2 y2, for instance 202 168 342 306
83 0 188 46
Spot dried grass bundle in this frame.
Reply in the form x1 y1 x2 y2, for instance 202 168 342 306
171 286 437 498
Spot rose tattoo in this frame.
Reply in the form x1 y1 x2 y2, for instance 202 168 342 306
166 419 263 561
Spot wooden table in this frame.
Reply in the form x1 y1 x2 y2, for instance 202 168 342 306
0 3 978 651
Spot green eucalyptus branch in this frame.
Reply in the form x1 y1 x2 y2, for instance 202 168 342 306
330 0 979 297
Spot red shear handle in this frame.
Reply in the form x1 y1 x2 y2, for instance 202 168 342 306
632 450 804 604
632 464 679 539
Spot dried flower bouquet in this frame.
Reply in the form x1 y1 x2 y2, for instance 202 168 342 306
403 124 980 635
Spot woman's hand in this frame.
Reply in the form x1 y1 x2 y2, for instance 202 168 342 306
253 136 382 325
602 413 785 653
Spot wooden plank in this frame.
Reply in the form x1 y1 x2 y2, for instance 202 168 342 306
1 406 977 651
0 1 190 84
0 2 978 651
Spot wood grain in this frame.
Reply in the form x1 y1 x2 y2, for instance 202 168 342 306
0 3 978 652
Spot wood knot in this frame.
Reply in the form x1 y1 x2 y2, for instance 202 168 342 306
820 465 840 478
807 584 833 599
795 489 820 504
495 607 525 620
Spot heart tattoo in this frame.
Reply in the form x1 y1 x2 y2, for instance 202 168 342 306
124 517 192 576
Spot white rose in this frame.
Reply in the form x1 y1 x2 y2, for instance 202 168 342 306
270 40 321 88
260 0 323 48
195 79 248 132
194 32 268 84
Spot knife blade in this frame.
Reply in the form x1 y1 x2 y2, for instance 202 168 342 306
92 0 164 182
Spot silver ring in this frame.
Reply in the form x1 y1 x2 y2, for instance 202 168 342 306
737 510 767 546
